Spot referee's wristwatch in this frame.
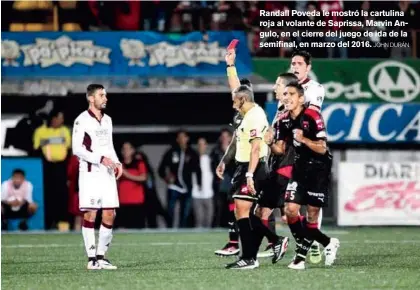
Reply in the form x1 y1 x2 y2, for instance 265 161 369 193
245 172 253 179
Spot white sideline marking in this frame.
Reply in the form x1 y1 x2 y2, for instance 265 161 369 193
2 242 213 249
2 240 419 249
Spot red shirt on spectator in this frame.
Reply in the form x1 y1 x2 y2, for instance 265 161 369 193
118 159 147 205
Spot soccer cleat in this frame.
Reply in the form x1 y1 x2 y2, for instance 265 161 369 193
288 259 306 270
324 238 340 266
214 242 240 257
98 258 117 270
272 237 289 264
257 244 274 258
87 259 102 270
308 242 323 264
225 258 259 270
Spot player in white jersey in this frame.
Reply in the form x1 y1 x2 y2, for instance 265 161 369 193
290 50 325 264
72 84 122 270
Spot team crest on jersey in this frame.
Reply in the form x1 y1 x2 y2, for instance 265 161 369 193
250 129 257 137
303 121 309 130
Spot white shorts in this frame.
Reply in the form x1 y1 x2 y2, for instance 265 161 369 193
79 171 119 210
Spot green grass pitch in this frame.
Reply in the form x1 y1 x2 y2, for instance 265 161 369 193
2 227 420 290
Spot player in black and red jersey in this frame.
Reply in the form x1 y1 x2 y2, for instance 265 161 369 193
271 82 340 270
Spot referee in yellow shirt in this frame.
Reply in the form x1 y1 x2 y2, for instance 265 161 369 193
33 109 71 230
224 85 270 270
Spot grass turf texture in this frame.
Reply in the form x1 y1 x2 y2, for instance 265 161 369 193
2 227 420 290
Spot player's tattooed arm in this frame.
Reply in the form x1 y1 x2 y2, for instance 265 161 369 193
220 132 237 165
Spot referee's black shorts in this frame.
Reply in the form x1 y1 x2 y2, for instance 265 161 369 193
230 159 268 202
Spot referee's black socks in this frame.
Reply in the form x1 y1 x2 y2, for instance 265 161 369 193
237 217 254 259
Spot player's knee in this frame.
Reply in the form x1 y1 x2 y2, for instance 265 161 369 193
102 209 116 224
83 211 97 222
260 207 272 220
285 203 299 218
234 199 252 219
306 207 320 224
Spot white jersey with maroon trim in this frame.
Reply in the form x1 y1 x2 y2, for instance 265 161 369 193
72 110 120 210
301 78 325 109
72 110 120 173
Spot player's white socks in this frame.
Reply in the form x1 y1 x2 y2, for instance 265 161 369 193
97 222 113 257
82 220 96 258
318 208 323 229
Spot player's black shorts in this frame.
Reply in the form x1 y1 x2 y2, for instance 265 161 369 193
284 158 332 208
258 171 290 209
230 159 268 202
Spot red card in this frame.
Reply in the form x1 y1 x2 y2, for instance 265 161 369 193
227 39 239 50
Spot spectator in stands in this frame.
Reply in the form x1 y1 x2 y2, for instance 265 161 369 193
296 1 324 58
117 142 147 229
210 128 234 228
192 138 214 228
158 130 201 228
33 109 71 230
1 169 37 231
319 0 348 58
67 154 82 231
135 148 171 228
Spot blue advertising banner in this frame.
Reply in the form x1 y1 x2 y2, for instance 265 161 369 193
1 158 45 230
1 31 251 77
265 103 420 143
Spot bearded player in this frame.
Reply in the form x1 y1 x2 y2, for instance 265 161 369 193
72 84 122 270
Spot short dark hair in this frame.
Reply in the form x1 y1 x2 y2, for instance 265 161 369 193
86 84 104 97
278 72 298 86
221 127 233 136
285 81 305 97
291 50 312 65
12 169 25 176
176 129 188 138
240 78 252 89
233 85 254 102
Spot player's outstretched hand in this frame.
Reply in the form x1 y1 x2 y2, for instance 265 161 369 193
216 162 225 180
225 49 236 66
115 163 123 180
101 157 116 169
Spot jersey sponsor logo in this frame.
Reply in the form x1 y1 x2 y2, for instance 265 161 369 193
250 129 257 138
